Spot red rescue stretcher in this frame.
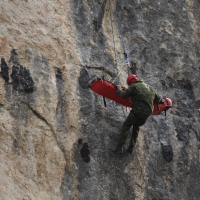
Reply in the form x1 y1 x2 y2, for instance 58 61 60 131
88 77 172 116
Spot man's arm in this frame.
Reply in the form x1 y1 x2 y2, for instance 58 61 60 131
116 85 134 98
154 92 162 102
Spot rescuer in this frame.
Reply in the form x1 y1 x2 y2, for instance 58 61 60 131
112 74 162 154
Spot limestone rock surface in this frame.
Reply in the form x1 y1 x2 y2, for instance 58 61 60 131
0 0 200 200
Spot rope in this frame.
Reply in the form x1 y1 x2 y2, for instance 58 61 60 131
115 12 126 57
109 0 117 68
113 2 132 69
92 0 130 81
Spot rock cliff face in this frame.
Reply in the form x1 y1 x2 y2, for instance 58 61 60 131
0 0 200 200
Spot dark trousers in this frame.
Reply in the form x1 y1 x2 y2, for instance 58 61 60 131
118 112 148 146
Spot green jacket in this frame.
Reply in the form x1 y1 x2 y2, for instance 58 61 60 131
116 81 161 118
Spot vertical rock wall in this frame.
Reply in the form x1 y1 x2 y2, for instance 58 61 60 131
0 0 200 200
0 1 81 199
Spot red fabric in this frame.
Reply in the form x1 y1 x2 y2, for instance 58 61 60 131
90 80 171 115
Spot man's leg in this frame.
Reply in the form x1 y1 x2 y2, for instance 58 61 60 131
118 112 137 145
112 112 137 154
126 118 147 154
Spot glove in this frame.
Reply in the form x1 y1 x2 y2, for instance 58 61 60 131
117 85 126 91
121 86 127 91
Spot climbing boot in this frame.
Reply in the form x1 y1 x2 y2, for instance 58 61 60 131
112 144 123 154
126 144 134 154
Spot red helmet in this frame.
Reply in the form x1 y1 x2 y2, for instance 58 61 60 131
163 97 172 108
127 74 138 85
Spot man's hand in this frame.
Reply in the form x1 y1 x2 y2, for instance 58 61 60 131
121 86 127 91
117 85 126 91
117 85 122 90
